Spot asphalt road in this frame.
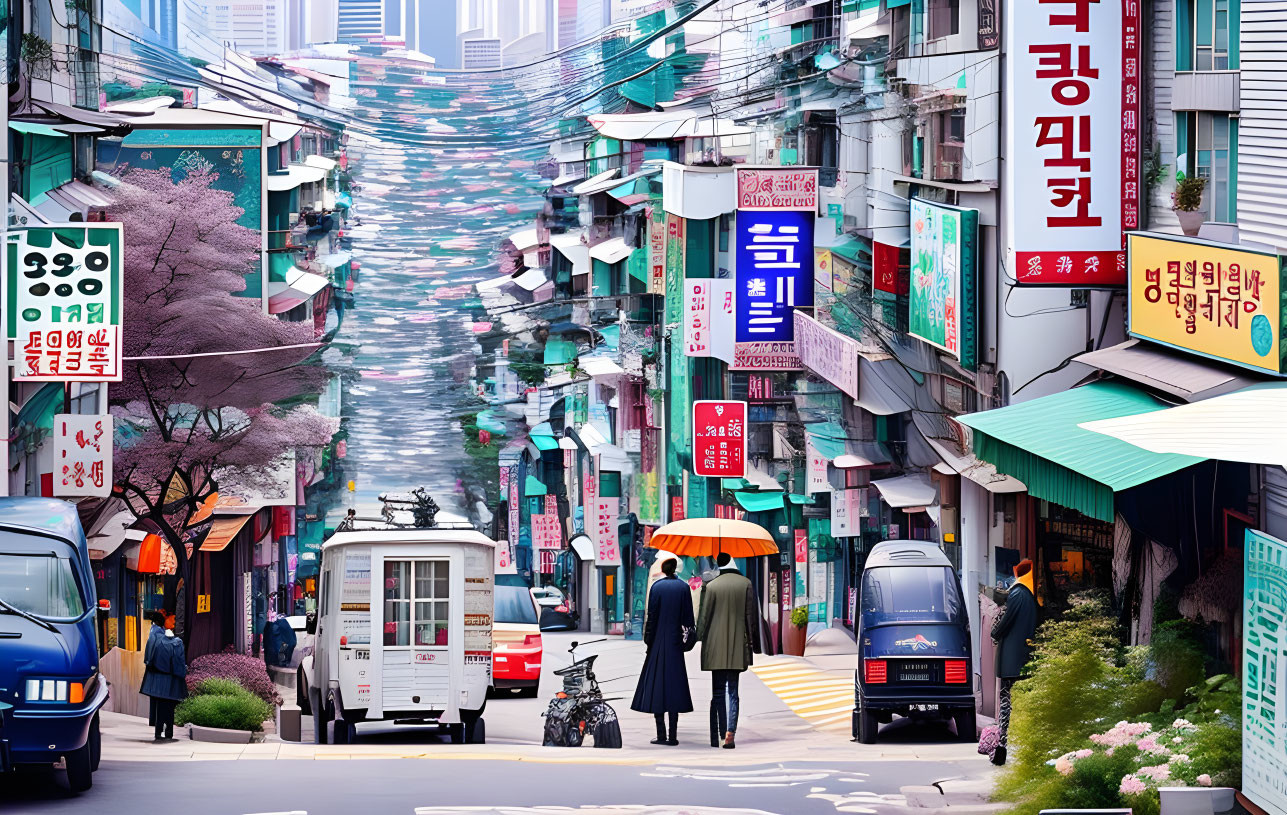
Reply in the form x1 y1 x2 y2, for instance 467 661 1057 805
0 756 971 815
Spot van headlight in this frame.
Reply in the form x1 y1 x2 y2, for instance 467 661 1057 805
25 678 89 704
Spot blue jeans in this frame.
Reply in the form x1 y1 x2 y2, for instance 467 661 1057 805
713 670 741 734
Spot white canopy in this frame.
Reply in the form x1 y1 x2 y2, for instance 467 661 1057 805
303 154 338 171
569 534 595 560
571 168 621 195
580 356 625 378
512 267 547 292
266 164 329 191
549 231 591 276
1080 384 1287 466
586 109 755 141
509 228 540 252
871 473 939 508
589 237 633 264
744 465 785 491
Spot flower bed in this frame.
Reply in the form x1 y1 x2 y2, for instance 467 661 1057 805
186 648 281 706
176 678 273 734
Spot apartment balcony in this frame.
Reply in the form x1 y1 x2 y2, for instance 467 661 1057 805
932 143 964 183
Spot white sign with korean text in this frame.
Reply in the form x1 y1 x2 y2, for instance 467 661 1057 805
53 414 113 497
806 436 830 495
683 278 735 363
794 310 859 398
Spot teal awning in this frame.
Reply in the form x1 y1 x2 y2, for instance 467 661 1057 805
524 475 548 496
10 121 68 138
805 422 848 460
721 478 750 490
733 491 785 512
544 340 577 366
787 494 815 505
829 236 870 265
885 0 911 7
268 252 298 283
957 382 1205 523
531 434 559 452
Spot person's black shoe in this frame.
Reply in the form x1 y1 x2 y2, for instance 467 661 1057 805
650 738 668 745
990 745 1007 765
666 738 679 746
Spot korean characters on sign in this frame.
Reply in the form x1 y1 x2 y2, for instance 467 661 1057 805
53 414 113 497
595 498 621 567
8 225 125 380
684 278 735 362
692 400 747 478
1006 0 1140 285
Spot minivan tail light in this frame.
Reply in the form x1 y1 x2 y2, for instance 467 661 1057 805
945 660 968 684
863 659 887 684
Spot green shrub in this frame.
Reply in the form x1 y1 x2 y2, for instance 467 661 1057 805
1149 619 1207 700
790 606 808 628
175 678 273 732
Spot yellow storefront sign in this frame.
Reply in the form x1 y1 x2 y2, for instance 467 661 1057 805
1127 234 1286 375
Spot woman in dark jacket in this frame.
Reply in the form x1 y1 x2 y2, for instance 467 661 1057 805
989 558 1038 765
631 558 694 745
141 621 188 741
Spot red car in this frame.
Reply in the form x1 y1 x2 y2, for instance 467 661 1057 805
492 581 542 697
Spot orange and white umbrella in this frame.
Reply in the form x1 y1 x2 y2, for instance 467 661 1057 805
650 517 778 559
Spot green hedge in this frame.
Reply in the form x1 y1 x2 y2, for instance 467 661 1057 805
175 678 273 732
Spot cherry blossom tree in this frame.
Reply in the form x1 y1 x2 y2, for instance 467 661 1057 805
106 169 337 624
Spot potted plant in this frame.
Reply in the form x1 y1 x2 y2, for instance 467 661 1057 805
1172 174 1208 236
176 678 273 743
783 605 809 656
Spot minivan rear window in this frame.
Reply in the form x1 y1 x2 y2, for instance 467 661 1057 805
494 585 537 625
861 566 963 628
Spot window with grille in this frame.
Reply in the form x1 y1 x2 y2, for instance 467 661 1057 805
383 560 450 647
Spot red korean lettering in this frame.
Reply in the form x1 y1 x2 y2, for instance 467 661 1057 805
1034 115 1092 171
1039 0 1098 32
1046 177 1102 227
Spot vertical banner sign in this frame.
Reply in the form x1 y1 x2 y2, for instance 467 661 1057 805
8 225 124 381
733 209 813 370
683 279 735 362
503 466 518 572
1244 529 1287 815
545 494 557 515
532 513 562 551
977 0 999 48
649 204 666 294
53 414 112 497
793 311 860 398
805 437 830 495
583 460 599 540
595 498 621 567
664 214 686 327
692 400 747 478
794 529 808 606
1006 0 1140 285
831 488 856 536
909 199 980 370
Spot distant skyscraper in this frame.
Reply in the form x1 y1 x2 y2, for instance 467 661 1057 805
417 0 459 66
338 0 384 40
207 0 287 54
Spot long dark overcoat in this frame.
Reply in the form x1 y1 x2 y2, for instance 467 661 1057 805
140 634 189 702
992 581 1037 679
631 575 695 714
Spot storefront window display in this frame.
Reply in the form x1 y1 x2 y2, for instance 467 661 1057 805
1037 501 1114 612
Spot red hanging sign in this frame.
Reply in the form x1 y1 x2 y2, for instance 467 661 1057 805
692 401 747 478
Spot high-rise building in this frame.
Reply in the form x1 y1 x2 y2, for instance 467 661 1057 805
459 0 545 65
337 0 383 40
412 0 459 66
285 0 339 47
206 0 288 54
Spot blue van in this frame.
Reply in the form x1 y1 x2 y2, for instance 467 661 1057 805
853 540 975 744
0 498 109 791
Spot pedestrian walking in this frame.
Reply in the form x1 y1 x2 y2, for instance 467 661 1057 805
141 615 188 741
631 557 695 745
141 610 166 727
989 558 1038 766
696 552 760 749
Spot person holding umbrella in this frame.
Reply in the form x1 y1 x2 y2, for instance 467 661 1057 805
630 557 695 745
650 518 775 751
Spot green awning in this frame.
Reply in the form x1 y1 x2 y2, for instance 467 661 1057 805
531 434 559 451
524 475 548 495
885 0 911 7
957 382 1205 523
829 236 870 265
10 121 68 138
733 491 785 512
268 252 298 283
805 422 848 460
544 340 577 366
787 494 815 505
721 478 750 490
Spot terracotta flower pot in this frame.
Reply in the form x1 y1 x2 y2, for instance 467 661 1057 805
783 623 806 656
1175 208 1205 237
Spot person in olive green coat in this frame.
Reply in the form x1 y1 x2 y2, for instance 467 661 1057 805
696 553 761 749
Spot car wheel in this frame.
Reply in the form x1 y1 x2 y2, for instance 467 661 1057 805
297 668 311 716
65 742 93 792
954 707 977 742
858 705 880 745
88 713 101 771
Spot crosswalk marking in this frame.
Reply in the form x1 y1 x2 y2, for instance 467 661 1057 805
751 659 854 732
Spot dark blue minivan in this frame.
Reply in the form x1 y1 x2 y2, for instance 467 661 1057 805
0 498 109 791
853 540 975 744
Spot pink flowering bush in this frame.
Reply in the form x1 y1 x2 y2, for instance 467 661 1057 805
186 648 282 706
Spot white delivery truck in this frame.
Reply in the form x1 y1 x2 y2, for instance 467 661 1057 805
299 500 495 745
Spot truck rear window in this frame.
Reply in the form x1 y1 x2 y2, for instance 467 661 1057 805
861 566 963 628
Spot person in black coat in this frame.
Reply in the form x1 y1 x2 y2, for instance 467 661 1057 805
990 558 1038 765
140 619 188 741
631 558 695 745
141 610 166 727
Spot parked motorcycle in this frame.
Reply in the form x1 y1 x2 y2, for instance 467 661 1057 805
541 639 622 748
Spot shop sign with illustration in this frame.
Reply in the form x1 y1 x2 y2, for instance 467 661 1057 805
909 199 979 370
1005 0 1141 284
1127 233 1286 375
794 310 859 398
1243 528 1287 815
692 400 747 478
736 167 819 211
8 225 124 381
733 209 814 370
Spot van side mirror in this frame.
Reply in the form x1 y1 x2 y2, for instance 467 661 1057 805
305 612 317 635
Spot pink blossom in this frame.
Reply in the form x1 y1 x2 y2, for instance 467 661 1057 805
1055 756 1074 776
1173 754 1191 763
1106 748 1116 756
1172 718 1198 730
1141 764 1172 782
1137 736 1171 755
1197 774 1213 787
1173 736 1184 744
1120 776 1148 795
1074 749 1093 759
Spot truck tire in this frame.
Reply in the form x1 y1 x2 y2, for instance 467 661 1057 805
89 713 101 771
65 742 93 792
465 717 485 744
297 668 311 716
448 723 465 745
858 705 880 745
312 691 331 745
954 707 977 742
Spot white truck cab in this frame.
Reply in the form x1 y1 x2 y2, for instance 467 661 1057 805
300 507 495 745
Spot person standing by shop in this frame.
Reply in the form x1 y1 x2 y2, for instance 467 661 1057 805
631 557 695 745
990 559 1038 766
141 616 188 741
697 553 760 749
